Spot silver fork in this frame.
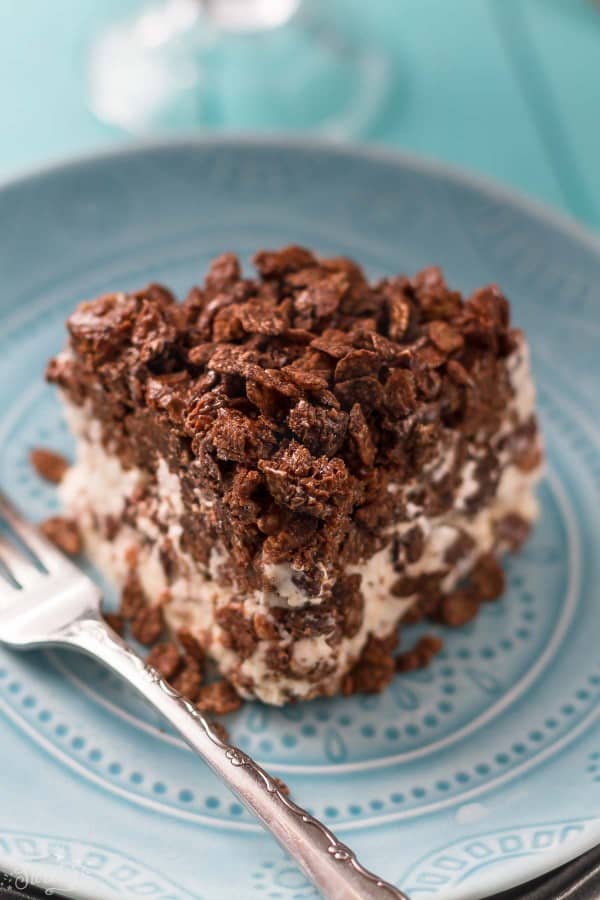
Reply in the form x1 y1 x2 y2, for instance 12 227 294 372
0 493 409 900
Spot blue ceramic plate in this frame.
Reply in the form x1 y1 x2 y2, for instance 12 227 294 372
1 138 600 900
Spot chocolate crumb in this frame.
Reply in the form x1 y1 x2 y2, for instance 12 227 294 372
446 359 473 387
209 720 230 743
384 368 417 417
196 681 242 715
172 655 203 701
344 635 396 695
470 553 505 602
131 604 164 645
428 320 464 353
438 588 479 627
252 612 279 641
215 604 258 660
177 627 205 663
124 544 139 570
396 634 443 672
30 448 69 484
40 516 81 555
146 641 181 680
102 612 124 635
272 776 290 796
119 571 146 620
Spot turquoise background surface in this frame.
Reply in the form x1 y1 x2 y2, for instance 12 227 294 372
0 0 599 230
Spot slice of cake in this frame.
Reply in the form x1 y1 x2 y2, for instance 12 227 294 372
47 247 542 705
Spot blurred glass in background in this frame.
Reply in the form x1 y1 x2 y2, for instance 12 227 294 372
88 0 392 136
1 0 598 230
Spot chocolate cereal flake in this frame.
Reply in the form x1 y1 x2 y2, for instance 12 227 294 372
196 681 242 715
40 516 81 556
177 627 205 663
102 612 125 635
439 588 479 627
470 553 505 602
396 634 443 672
146 642 182 680
171 655 203 701
119 571 146 620
30 448 69 484
131 605 164 645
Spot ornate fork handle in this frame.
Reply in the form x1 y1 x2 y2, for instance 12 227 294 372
60 615 409 900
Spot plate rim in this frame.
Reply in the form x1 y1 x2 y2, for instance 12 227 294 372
1 133 599 260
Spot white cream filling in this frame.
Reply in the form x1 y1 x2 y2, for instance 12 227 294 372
262 560 335 607
507 337 536 423
455 459 480 510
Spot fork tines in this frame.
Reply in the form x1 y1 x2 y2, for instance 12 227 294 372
0 493 67 590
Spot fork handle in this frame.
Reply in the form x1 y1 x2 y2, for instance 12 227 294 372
62 615 409 900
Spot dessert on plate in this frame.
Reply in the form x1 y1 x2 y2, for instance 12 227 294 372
47 246 542 705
